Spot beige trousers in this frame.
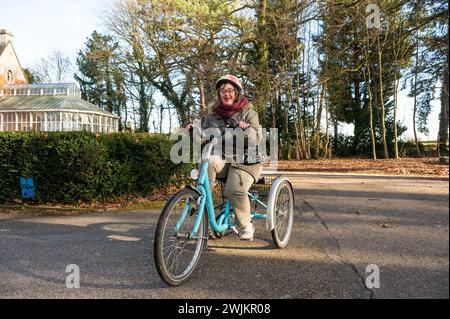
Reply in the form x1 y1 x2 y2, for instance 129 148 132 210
201 155 254 228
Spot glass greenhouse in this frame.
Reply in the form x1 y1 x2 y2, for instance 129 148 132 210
0 83 118 133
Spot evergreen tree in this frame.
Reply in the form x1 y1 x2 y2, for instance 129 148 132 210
75 31 126 131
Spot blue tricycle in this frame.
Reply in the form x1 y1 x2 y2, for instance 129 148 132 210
154 138 295 286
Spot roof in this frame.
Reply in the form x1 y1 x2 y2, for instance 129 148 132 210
0 95 119 118
0 29 13 36
0 83 81 98
0 29 13 56
1 83 78 90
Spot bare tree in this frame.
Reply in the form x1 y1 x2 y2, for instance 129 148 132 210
32 50 73 83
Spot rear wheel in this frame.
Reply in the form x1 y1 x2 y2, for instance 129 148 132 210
154 188 208 286
271 181 294 248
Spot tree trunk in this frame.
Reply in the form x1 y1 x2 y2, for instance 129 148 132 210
138 68 149 132
272 88 279 128
364 27 377 160
438 55 449 159
323 95 331 159
377 31 389 159
333 119 339 154
159 104 163 134
168 107 173 133
255 0 269 117
315 82 326 159
353 78 362 154
393 75 399 159
286 73 294 160
413 33 422 157
304 24 313 159
105 59 114 114
295 47 308 159
198 75 206 119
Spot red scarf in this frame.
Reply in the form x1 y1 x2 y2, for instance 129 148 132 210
215 97 249 119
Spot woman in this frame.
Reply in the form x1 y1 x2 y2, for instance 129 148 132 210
185 74 263 241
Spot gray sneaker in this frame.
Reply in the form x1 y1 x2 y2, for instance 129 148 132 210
239 222 255 241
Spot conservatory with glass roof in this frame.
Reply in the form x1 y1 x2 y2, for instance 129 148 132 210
0 83 119 132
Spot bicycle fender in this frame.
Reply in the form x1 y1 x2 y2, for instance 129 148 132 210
266 177 294 231
185 185 202 196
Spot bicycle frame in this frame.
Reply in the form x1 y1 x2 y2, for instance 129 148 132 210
176 138 268 238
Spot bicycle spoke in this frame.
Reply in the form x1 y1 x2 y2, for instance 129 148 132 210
274 185 292 243
172 232 191 268
163 240 180 264
155 188 207 285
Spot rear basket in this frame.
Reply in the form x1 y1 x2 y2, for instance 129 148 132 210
249 173 280 200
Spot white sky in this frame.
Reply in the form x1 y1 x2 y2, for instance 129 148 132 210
0 0 441 140
0 0 109 68
340 90 441 141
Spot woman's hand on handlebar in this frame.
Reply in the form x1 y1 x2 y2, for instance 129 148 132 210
184 123 194 134
238 121 251 130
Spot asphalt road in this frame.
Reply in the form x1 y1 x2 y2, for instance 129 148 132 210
0 173 448 299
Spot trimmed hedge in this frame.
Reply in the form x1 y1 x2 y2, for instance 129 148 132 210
0 132 192 205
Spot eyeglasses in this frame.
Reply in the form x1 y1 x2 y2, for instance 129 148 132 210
220 89 236 95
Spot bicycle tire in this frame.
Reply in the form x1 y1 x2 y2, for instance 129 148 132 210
154 188 208 286
270 180 294 248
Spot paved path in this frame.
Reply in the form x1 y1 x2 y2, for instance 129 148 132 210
0 173 448 299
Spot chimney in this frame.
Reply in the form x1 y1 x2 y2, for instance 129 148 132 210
0 29 13 48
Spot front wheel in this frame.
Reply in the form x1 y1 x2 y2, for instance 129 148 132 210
271 181 294 248
154 188 208 286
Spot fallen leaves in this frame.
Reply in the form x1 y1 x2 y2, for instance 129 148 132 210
274 158 449 176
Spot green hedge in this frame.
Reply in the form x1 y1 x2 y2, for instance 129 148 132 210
0 132 192 205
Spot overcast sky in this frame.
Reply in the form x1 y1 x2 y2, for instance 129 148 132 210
0 0 441 139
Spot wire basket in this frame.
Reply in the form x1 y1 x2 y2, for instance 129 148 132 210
249 173 280 201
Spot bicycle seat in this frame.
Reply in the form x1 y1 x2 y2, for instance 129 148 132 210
216 176 228 183
255 176 266 184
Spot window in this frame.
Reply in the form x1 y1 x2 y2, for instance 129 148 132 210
17 112 31 131
6 70 13 83
3 113 16 131
31 112 44 131
43 88 53 95
80 113 92 131
46 112 60 131
54 87 67 95
62 113 71 131
29 88 41 95
16 88 28 95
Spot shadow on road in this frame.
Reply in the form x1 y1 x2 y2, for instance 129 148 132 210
1 175 449 299
0 214 372 298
